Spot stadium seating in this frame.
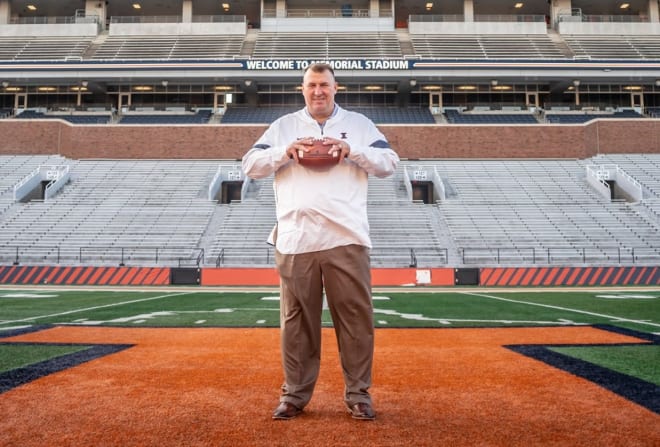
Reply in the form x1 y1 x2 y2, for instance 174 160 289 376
251 32 403 59
445 109 539 124
0 36 92 60
562 35 660 59
220 106 435 124
220 106 298 124
350 107 436 124
646 107 660 118
91 35 245 60
1 155 659 267
410 34 565 59
118 110 212 124
544 110 643 124
14 111 112 124
431 157 660 265
0 158 222 266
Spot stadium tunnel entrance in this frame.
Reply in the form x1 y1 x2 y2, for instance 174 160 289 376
219 181 243 204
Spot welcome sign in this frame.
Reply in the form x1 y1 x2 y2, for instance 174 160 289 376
244 59 412 70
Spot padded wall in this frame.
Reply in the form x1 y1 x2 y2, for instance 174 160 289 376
0 266 170 286
480 266 660 286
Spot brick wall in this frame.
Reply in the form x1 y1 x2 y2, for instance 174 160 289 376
1 119 658 159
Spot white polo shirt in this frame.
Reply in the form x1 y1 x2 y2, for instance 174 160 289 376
242 105 399 255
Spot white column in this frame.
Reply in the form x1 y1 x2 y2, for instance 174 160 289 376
85 0 106 27
550 0 573 27
182 0 193 22
369 0 379 18
464 0 474 22
276 0 286 18
0 0 12 24
647 0 659 22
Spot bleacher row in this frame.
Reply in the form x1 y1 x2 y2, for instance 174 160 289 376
10 107 649 125
0 154 658 268
2 33 660 61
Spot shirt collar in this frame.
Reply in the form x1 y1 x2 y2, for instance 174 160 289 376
304 104 339 125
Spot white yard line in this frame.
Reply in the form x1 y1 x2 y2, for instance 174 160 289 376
462 291 660 329
0 292 193 326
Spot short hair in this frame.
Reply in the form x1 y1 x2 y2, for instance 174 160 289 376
303 63 335 78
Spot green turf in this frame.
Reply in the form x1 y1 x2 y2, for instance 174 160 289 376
550 345 660 386
0 288 658 383
0 344 89 373
0 289 658 332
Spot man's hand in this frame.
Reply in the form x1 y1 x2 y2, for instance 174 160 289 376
322 137 350 161
286 137 315 162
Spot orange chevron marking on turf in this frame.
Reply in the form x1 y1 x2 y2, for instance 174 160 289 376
0 326 658 446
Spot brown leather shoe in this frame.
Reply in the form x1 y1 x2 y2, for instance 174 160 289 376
272 402 302 420
347 402 376 421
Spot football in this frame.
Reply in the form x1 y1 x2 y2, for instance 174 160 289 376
297 139 340 170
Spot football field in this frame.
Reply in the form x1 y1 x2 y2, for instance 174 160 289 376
0 286 658 446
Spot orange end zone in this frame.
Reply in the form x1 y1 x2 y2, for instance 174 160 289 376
1 326 657 446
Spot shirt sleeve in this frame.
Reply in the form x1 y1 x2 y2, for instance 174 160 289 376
241 121 291 179
347 117 399 178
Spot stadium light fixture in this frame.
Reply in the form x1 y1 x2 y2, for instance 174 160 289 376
493 85 512 91
514 3 524 9
222 3 230 12
425 3 433 11
1 81 8 88
409 79 417 87
244 80 252 86
26 5 36 11
656 80 660 87
620 3 630 9
623 86 642 91
214 85 233 91
457 85 477 90
133 85 152 91
573 79 580 87
132 3 141 10
422 85 442 91
38 86 56 92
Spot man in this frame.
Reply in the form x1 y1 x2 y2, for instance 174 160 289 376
241 63 399 421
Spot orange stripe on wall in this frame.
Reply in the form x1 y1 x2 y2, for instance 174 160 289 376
479 268 495 286
531 268 547 286
44 267 63 284
131 268 151 284
633 267 647 285
31 267 51 284
64 267 83 285
520 268 537 286
202 268 280 286
151 268 171 286
588 267 603 286
98 267 118 285
201 268 455 287
75 267 96 285
22 266 40 284
120 267 140 285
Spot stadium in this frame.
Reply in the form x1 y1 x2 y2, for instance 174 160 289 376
0 1 659 445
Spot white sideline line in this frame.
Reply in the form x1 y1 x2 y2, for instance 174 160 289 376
462 292 660 329
0 292 193 325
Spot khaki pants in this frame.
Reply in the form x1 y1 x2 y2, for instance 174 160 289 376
275 244 373 409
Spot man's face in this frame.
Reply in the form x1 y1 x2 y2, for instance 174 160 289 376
302 68 337 121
